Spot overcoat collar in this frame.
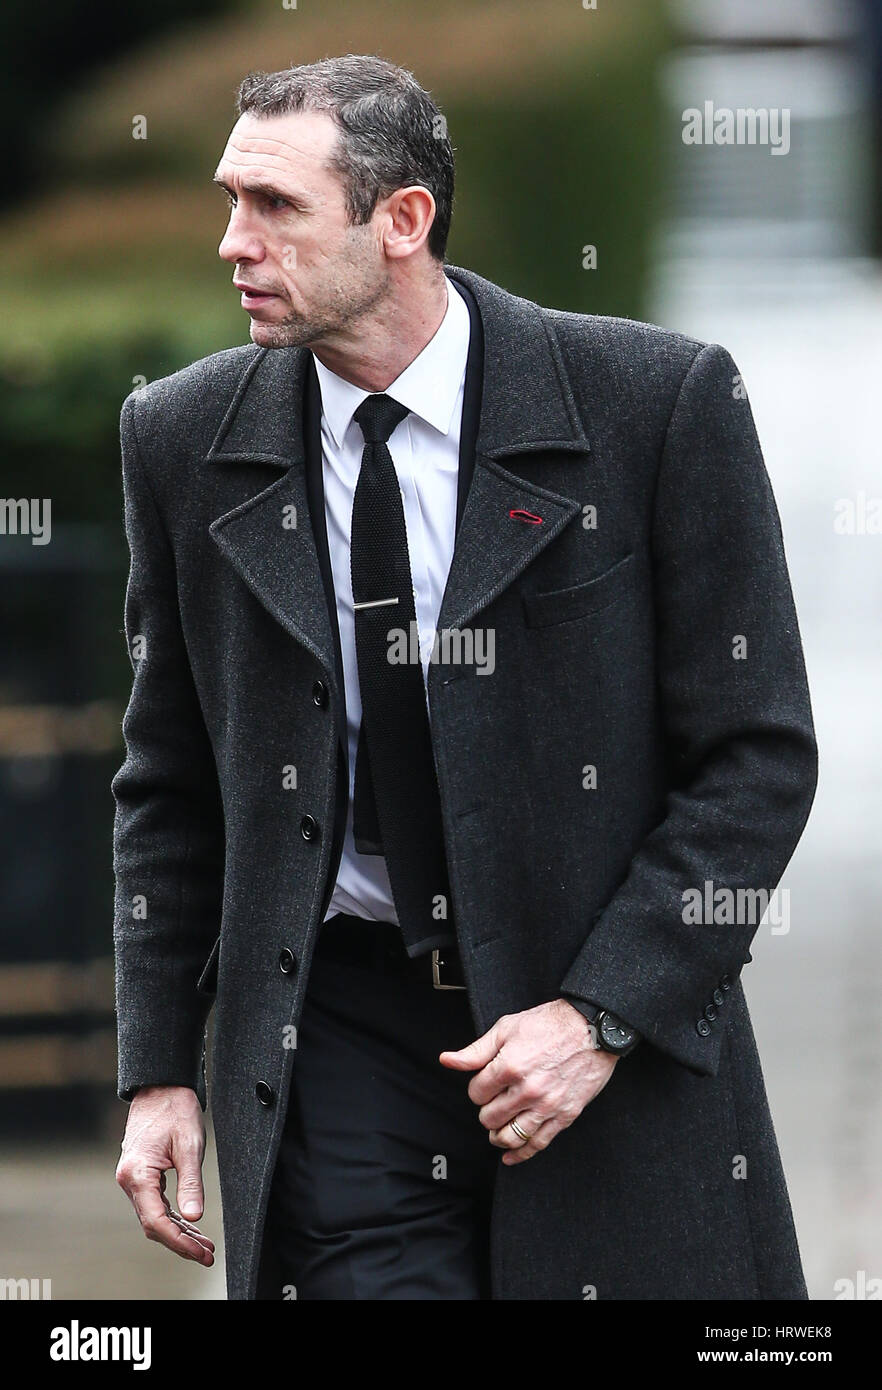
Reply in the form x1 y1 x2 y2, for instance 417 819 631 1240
207 264 589 698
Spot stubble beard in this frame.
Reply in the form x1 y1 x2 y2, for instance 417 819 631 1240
251 246 392 351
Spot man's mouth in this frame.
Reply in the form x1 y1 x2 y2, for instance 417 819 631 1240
233 281 279 308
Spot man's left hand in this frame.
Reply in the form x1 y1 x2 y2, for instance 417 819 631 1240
439 999 618 1166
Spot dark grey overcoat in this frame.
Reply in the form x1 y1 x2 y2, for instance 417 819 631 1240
113 264 818 1300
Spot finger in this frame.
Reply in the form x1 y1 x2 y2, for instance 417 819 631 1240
488 1112 545 1151
467 1051 519 1107
501 1116 563 1166
136 1178 216 1260
166 1207 216 1254
477 1082 542 1130
161 1194 215 1251
127 1172 215 1264
439 1018 507 1071
173 1144 206 1223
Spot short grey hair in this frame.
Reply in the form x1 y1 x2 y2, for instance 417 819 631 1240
235 54 455 260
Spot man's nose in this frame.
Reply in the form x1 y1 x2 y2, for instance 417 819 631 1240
218 212 264 265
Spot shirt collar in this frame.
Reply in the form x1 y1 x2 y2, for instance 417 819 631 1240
311 276 470 450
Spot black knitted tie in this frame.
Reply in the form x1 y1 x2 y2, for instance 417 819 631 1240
350 393 454 956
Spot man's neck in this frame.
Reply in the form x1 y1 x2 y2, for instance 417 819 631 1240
309 267 450 393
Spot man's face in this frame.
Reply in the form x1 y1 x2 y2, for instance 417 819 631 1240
215 110 391 348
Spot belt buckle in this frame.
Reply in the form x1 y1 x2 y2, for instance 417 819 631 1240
431 947 467 991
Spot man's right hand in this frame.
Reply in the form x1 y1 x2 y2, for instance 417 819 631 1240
116 1084 215 1266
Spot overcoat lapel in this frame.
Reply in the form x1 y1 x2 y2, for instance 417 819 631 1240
206 348 338 684
434 267 590 634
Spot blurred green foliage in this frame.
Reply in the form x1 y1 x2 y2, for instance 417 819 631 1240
447 53 662 316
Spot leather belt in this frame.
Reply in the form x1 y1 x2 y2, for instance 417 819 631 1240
315 913 467 990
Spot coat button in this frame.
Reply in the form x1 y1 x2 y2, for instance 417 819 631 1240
696 1018 711 1037
704 1004 717 1022
300 814 319 841
312 680 328 708
255 1081 275 1107
278 947 297 975
720 975 731 991
713 988 725 1007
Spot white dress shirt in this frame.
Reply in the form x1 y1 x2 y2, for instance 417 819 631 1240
313 276 471 923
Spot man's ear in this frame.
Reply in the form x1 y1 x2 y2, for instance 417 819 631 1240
382 185 437 260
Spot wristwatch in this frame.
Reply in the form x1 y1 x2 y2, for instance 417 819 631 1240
564 996 641 1056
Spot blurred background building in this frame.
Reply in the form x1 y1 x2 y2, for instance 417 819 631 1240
0 0 879 1299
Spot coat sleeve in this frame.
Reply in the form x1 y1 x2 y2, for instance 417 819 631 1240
559 342 818 1077
112 392 225 1109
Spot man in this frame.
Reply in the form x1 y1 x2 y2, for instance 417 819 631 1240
113 54 818 1300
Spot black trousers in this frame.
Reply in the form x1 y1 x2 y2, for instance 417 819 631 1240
265 914 499 1300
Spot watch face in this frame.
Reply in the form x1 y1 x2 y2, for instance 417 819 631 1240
600 1013 636 1051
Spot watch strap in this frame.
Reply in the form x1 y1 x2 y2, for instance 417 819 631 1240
562 994 600 1024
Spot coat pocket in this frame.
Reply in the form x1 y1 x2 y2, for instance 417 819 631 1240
522 552 635 628
196 934 221 996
